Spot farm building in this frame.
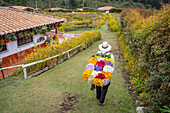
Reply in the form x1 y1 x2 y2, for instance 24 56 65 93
98 6 115 13
0 7 65 71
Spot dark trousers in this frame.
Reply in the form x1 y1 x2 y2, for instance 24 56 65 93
96 82 110 103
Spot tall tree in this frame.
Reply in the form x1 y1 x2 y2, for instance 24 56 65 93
69 0 78 9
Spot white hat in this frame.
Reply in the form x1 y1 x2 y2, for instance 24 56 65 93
98 41 111 52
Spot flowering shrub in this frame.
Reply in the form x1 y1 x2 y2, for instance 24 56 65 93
108 14 120 32
23 30 101 76
82 53 114 86
114 4 170 111
43 12 106 31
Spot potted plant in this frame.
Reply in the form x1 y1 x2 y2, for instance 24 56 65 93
24 33 28 39
47 27 51 32
6 34 11 41
17 32 24 38
29 32 35 36
11 35 17 41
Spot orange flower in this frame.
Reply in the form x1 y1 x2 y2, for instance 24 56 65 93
84 77 88 82
101 71 112 79
93 78 104 86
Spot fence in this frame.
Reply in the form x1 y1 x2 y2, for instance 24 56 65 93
0 43 83 79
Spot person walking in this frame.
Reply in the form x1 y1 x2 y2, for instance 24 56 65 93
91 41 115 105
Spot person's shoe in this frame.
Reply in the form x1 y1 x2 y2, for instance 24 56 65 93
99 102 105 106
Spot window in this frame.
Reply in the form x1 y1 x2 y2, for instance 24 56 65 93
0 44 7 52
17 36 33 46
17 30 33 46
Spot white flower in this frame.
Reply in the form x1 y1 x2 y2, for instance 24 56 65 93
97 57 105 61
91 70 101 77
103 65 114 73
97 51 101 54
88 75 94 83
106 53 111 55
86 63 94 71
103 79 110 86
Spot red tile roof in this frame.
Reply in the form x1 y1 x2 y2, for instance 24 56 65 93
9 6 35 10
0 8 65 35
98 6 115 11
51 8 63 11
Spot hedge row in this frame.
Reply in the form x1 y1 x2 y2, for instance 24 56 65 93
109 8 122 13
22 30 101 76
109 4 170 111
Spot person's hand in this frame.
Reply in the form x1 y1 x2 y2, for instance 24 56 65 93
91 84 95 90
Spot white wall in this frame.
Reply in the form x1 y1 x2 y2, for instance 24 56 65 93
0 34 47 59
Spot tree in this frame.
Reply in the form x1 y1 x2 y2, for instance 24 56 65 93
69 0 78 9
122 1 133 8
145 4 151 9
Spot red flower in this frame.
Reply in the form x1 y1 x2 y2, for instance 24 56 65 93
0 40 2 43
98 73 105 79
95 76 99 78
96 60 105 69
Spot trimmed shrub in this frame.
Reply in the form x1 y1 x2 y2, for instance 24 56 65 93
109 8 122 13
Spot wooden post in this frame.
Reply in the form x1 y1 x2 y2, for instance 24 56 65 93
23 67 27 79
67 52 70 59
55 23 59 35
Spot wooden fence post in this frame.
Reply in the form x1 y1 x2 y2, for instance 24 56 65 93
23 67 27 79
67 52 70 59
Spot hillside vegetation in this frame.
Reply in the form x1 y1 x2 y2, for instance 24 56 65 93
108 4 169 112
0 0 168 9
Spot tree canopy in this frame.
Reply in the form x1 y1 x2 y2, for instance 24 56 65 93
0 0 168 9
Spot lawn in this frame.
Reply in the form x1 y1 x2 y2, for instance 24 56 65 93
0 19 136 113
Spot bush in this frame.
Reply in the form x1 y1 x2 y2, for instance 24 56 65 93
83 7 97 12
109 8 122 13
119 4 170 111
122 2 133 8
135 3 145 9
145 4 152 9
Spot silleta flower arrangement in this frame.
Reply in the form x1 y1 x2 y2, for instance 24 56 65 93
82 53 114 86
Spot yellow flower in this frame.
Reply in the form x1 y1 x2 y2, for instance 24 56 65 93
82 69 93 82
105 57 114 64
87 56 97 64
93 78 104 86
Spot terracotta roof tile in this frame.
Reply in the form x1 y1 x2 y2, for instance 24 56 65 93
0 8 65 35
9 6 35 10
98 6 115 11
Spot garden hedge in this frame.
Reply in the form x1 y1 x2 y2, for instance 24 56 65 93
109 4 170 112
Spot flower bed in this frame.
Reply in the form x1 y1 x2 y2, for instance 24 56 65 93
43 12 107 31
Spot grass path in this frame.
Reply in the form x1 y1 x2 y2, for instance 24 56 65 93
0 19 136 113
